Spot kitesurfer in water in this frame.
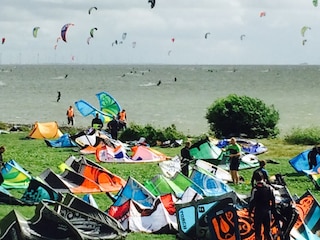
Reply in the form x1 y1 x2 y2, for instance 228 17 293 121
157 80 161 86
91 113 103 130
66 105 74 126
65 74 68 78
57 91 61 102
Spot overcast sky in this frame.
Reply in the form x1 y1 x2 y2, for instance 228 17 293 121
0 0 319 65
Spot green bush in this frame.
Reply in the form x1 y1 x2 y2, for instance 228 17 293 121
119 122 186 146
206 94 280 138
284 126 320 145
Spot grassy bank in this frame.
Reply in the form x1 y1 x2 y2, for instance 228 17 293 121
0 131 319 239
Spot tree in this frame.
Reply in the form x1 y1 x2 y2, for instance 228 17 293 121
206 94 280 138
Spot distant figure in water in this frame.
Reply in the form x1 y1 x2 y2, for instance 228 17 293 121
57 91 61 102
65 74 68 78
157 80 161 86
174 77 177 82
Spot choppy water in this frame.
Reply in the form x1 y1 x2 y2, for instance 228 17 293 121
0 64 319 136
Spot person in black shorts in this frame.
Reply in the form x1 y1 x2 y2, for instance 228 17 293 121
224 137 241 184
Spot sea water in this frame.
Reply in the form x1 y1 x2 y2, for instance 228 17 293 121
0 64 319 136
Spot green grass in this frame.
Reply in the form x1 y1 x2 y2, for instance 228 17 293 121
0 132 319 240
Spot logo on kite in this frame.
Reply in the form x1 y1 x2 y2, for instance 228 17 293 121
148 0 155 9
61 23 74 43
33 27 40 38
88 6 98 15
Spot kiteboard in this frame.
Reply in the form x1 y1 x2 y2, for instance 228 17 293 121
195 159 232 183
240 154 259 167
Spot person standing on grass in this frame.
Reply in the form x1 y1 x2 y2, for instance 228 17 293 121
91 113 103 130
118 109 127 130
224 137 241 184
308 146 320 169
251 160 271 188
0 146 5 185
249 172 276 240
107 115 119 140
180 141 194 177
66 105 74 126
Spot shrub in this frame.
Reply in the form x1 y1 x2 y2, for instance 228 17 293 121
284 126 320 145
119 122 187 146
206 94 280 138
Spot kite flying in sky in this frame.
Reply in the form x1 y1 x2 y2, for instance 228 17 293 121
90 28 98 38
88 6 98 15
61 23 74 42
148 0 155 9
313 0 318 7
301 26 311 37
259 11 266 17
33 27 40 38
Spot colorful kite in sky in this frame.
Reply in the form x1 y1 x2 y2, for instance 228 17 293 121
61 23 74 42
301 26 311 37
33 27 40 38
